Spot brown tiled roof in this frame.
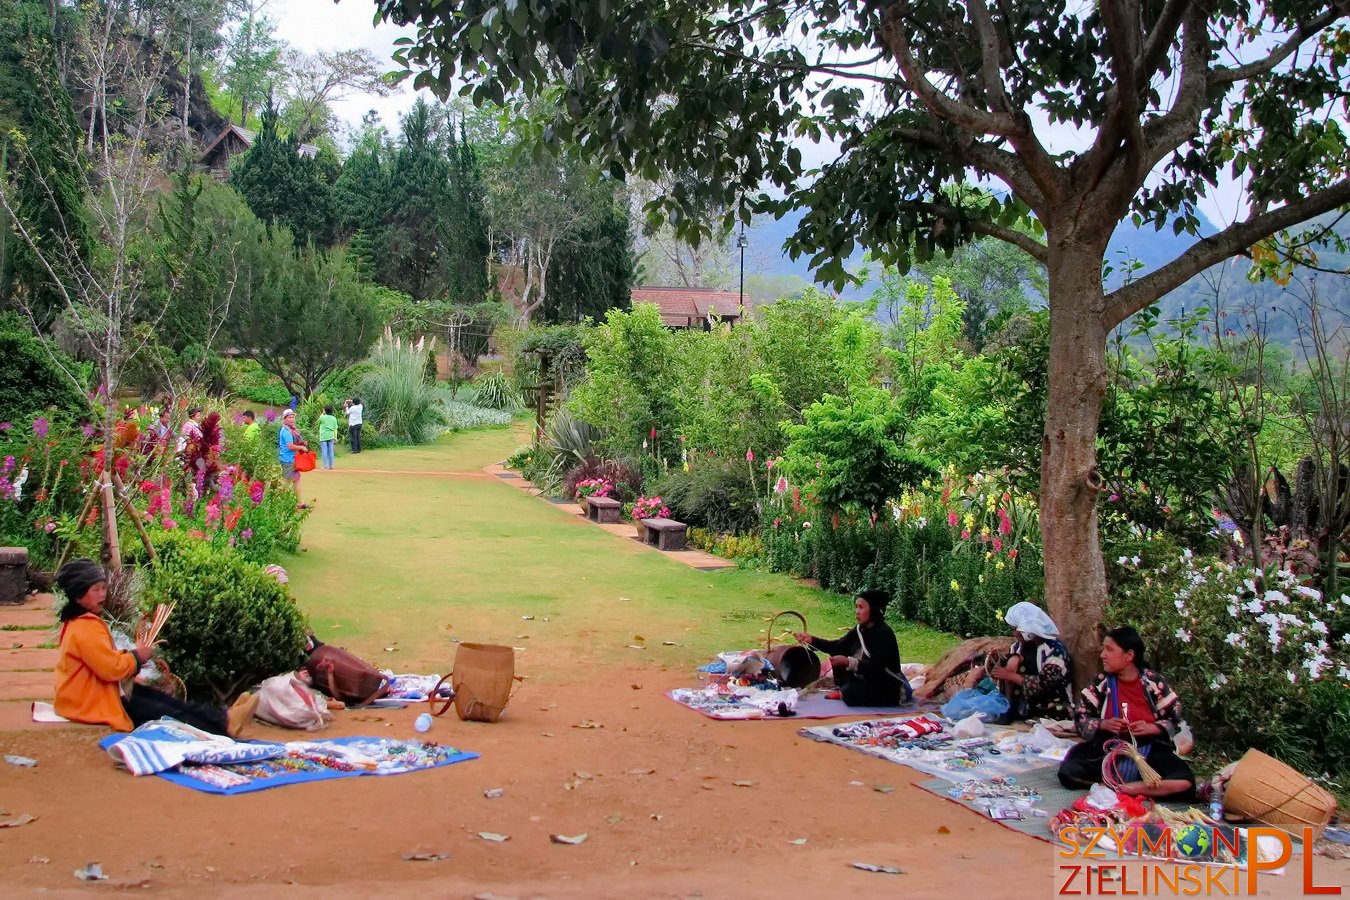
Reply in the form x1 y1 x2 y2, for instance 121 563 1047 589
631 286 744 327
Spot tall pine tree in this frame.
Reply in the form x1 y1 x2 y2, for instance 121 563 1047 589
544 191 634 323
232 103 335 247
443 119 490 308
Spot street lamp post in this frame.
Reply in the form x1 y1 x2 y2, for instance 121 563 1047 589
737 230 748 315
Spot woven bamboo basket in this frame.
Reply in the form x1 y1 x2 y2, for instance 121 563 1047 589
1222 749 1337 841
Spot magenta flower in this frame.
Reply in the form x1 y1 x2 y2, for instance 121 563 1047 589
774 476 788 494
240 528 253 541
80 423 95 438
0 422 11 432
32 418 49 439
997 510 1012 535
217 473 234 501
264 409 277 424
232 412 246 426
745 448 754 462
947 511 959 527
2 455 13 474
765 457 776 470
1108 494 1120 502
992 537 1003 552
161 518 178 529
250 481 265 504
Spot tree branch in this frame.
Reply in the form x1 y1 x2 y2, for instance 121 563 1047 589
965 0 1011 113
1103 177 1350 327
1208 8 1347 90
904 199 1049 264
1138 0 1193 82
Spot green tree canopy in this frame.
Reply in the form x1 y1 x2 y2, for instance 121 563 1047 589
232 104 335 247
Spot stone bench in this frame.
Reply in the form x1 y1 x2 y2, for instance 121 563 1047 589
583 495 622 524
0 547 29 605
637 517 687 551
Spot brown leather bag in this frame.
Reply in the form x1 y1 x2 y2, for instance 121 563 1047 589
304 644 389 707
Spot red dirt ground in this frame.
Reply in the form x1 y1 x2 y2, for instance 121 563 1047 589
2 662 1346 898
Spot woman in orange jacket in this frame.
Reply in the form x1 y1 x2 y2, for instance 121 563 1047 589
53 559 257 736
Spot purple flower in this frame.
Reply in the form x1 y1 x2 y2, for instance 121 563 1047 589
32 418 48 439
80 423 95 439
217 473 234 501
250 481 265 504
232 412 246 426
240 528 253 541
0 422 11 432
2 455 13 474
264 409 277 424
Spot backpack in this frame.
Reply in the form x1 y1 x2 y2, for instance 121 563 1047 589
303 644 389 707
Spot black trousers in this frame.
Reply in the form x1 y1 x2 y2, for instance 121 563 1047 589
123 684 229 736
1058 734 1197 799
348 423 362 453
837 671 905 707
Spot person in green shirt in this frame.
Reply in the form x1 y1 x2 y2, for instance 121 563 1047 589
242 410 261 442
317 405 339 470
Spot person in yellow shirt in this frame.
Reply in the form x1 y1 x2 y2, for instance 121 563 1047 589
241 409 261 442
53 559 257 735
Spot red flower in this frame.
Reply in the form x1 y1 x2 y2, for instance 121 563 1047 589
139 480 157 494
189 529 206 540
224 507 244 531
992 537 1003 552
1008 548 1019 561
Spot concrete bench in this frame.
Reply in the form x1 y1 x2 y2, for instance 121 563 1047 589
583 495 622 524
0 547 29 605
638 517 687 551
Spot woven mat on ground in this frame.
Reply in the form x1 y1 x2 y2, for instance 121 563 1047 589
667 687 926 721
100 720 477 795
799 716 1061 782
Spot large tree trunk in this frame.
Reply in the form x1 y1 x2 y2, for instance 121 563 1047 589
1041 247 1110 689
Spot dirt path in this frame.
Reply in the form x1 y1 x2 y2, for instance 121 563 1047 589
2 429 1344 898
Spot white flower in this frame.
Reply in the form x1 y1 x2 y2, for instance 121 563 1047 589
1244 597 1264 615
1287 671 1298 684
1304 654 1330 680
1339 666 1350 681
1117 556 1129 565
12 466 27 501
1226 605 1238 618
1310 620 1329 635
1209 673 1229 690
1131 556 1141 566
1182 548 1193 559
1225 632 1244 647
1175 628 1193 643
1265 590 1289 607
1295 585 1322 601
1174 599 1187 613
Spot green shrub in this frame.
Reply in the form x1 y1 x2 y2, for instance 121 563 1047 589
0 316 88 420
649 456 761 533
226 359 291 406
504 445 534 471
473 371 524 411
318 362 375 401
1108 536 1350 779
563 457 642 503
144 533 309 703
689 527 765 563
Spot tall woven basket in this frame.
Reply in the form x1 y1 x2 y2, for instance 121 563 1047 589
1222 749 1337 841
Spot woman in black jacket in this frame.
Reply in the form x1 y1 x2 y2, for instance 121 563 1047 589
794 589 911 706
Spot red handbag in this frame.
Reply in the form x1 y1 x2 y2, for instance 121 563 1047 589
294 449 317 472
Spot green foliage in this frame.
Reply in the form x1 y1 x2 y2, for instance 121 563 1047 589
1108 537 1350 780
524 407 597 496
226 358 291 407
649 456 761 534
0 0 92 329
688 527 764 564
440 398 512 431
543 190 634 323
783 386 936 516
359 333 444 444
232 104 335 247
0 315 87 420
472 371 523 410
145 533 308 703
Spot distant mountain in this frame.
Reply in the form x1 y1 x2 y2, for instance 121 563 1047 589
741 207 1349 350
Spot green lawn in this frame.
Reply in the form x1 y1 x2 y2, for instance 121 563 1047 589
284 425 958 681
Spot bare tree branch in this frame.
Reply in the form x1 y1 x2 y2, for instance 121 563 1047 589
1208 7 1348 89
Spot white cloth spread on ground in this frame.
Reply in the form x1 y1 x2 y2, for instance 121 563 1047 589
105 719 284 776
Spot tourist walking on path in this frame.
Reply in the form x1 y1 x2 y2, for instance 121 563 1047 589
318 405 338 470
278 409 308 488
345 397 363 454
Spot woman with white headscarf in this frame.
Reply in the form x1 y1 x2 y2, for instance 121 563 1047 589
990 601 1073 720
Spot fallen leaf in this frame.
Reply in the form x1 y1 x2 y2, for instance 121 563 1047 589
0 814 37 828
474 894 519 900
521 615 535 621
515 634 529 639
145 860 164 869
650 814 662 821
630 683 642 690
383 646 398 652
541 732 554 737
4 754 37 767
701 783 715 791
851 862 905 875
606 814 624 825
732 780 757 787
550 833 588 845
476 832 510 843
618 596 631 602
542 617 550 622
483 788 505 799
626 768 655 776
849 780 865 786
512 646 526 652
937 826 950 834
874 785 895 794
572 721 603 729
633 635 645 642
28 856 49 864
74 863 107 881
789 838 808 846
402 851 448 862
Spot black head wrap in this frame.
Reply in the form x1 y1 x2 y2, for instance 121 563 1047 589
857 589 892 623
56 559 106 621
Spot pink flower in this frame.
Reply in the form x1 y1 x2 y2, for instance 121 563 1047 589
32 418 49 438
80 423 95 438
250 481 265 504
960 529 971 540
649 428 657 439
1108 494 1120 502
232 412 246 425
765 458 775 470
745 448 754 462
264 409 277 423
161 518 178 529
0 422 11 431
240 528 253 541
44 521 56 533
947 512 959 527
1008 548 1019 560
992 537 1003 552
774 477 788 494
997 509 1011 534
